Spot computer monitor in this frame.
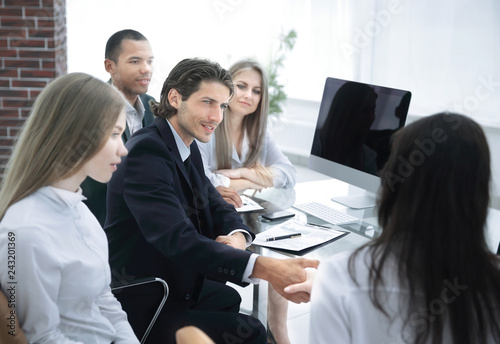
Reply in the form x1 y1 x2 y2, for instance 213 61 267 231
309 77 411 209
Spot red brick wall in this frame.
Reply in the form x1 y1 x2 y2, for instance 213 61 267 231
0 0 67 178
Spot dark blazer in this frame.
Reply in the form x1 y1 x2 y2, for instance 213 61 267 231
104 117 254 312
81 94 155 226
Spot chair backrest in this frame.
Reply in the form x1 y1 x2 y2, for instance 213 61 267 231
0 288 28 343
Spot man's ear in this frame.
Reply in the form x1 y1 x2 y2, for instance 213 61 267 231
168 89 181 110
104 59 116 74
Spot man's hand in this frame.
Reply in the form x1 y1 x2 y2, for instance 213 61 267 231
251 256 319 303
284 267 317 301
215 232 247 250
215 186 242 208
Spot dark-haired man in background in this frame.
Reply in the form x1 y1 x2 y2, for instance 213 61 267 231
82 29 155 226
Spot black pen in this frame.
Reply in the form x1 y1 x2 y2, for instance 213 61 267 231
265 233 302 242
306 222 331 229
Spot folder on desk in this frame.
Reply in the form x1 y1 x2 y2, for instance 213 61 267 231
236 195 264 212
253 219 349 253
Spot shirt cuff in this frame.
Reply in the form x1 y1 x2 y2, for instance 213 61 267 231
228 229 252 248
242 253 260 284
220 174 231 188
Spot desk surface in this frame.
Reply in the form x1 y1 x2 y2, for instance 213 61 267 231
243 179 377 260
243 177 500 256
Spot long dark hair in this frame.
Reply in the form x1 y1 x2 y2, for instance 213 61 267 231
349 112 500 343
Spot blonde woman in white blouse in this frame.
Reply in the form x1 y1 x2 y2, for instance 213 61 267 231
198 60 297 344
198 59 296 208
0 73 135 343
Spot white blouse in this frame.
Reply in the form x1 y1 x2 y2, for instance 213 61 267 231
0 186 138 344
310 248 456 343
197 130 296 189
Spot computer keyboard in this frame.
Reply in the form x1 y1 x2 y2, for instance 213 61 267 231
292 202 359 225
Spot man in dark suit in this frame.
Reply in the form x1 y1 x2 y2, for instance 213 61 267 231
105 58 318 343
82 29 155 226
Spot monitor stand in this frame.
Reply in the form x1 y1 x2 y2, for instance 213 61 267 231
331 193 376 209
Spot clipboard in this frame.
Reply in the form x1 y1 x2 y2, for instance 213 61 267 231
235 195 264 212
253 219 349 253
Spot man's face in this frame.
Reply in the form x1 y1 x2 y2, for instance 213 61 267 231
169 81 230 146
105 39 154 104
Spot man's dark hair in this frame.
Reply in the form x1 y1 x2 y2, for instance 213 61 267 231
150 58 234 119
105 29 148 62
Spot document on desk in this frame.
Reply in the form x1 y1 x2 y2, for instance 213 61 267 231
236 195 264 212
253 219 349 252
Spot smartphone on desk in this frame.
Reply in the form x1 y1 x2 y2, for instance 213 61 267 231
261 210 295 221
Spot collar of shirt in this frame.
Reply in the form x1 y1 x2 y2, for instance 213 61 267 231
108 80 145 133
166 118 191 162
232 131 250 164
40 186 85 209
125 96 145 133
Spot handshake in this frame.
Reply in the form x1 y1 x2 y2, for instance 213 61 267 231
251 256 318 303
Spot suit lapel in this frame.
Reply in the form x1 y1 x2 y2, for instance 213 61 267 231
154 118 191 185
154 118 205 233
139 94 155 127
123 126 132 142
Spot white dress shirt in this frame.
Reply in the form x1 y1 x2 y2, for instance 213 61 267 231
197 130 296 189
0 186 138 344
310 248 458 343
125 96 146 136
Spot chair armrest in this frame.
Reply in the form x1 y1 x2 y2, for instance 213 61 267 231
111 277 169 344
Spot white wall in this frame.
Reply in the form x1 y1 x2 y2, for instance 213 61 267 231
66 0 289 100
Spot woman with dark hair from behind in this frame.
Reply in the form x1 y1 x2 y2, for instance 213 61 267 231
308 112 500 343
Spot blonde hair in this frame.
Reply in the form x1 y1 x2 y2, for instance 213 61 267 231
0 72 126 220
215 60 270 170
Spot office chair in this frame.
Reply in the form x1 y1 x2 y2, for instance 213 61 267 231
111 277 169 344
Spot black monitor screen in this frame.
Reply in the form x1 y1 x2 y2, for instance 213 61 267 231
311 77 411 177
